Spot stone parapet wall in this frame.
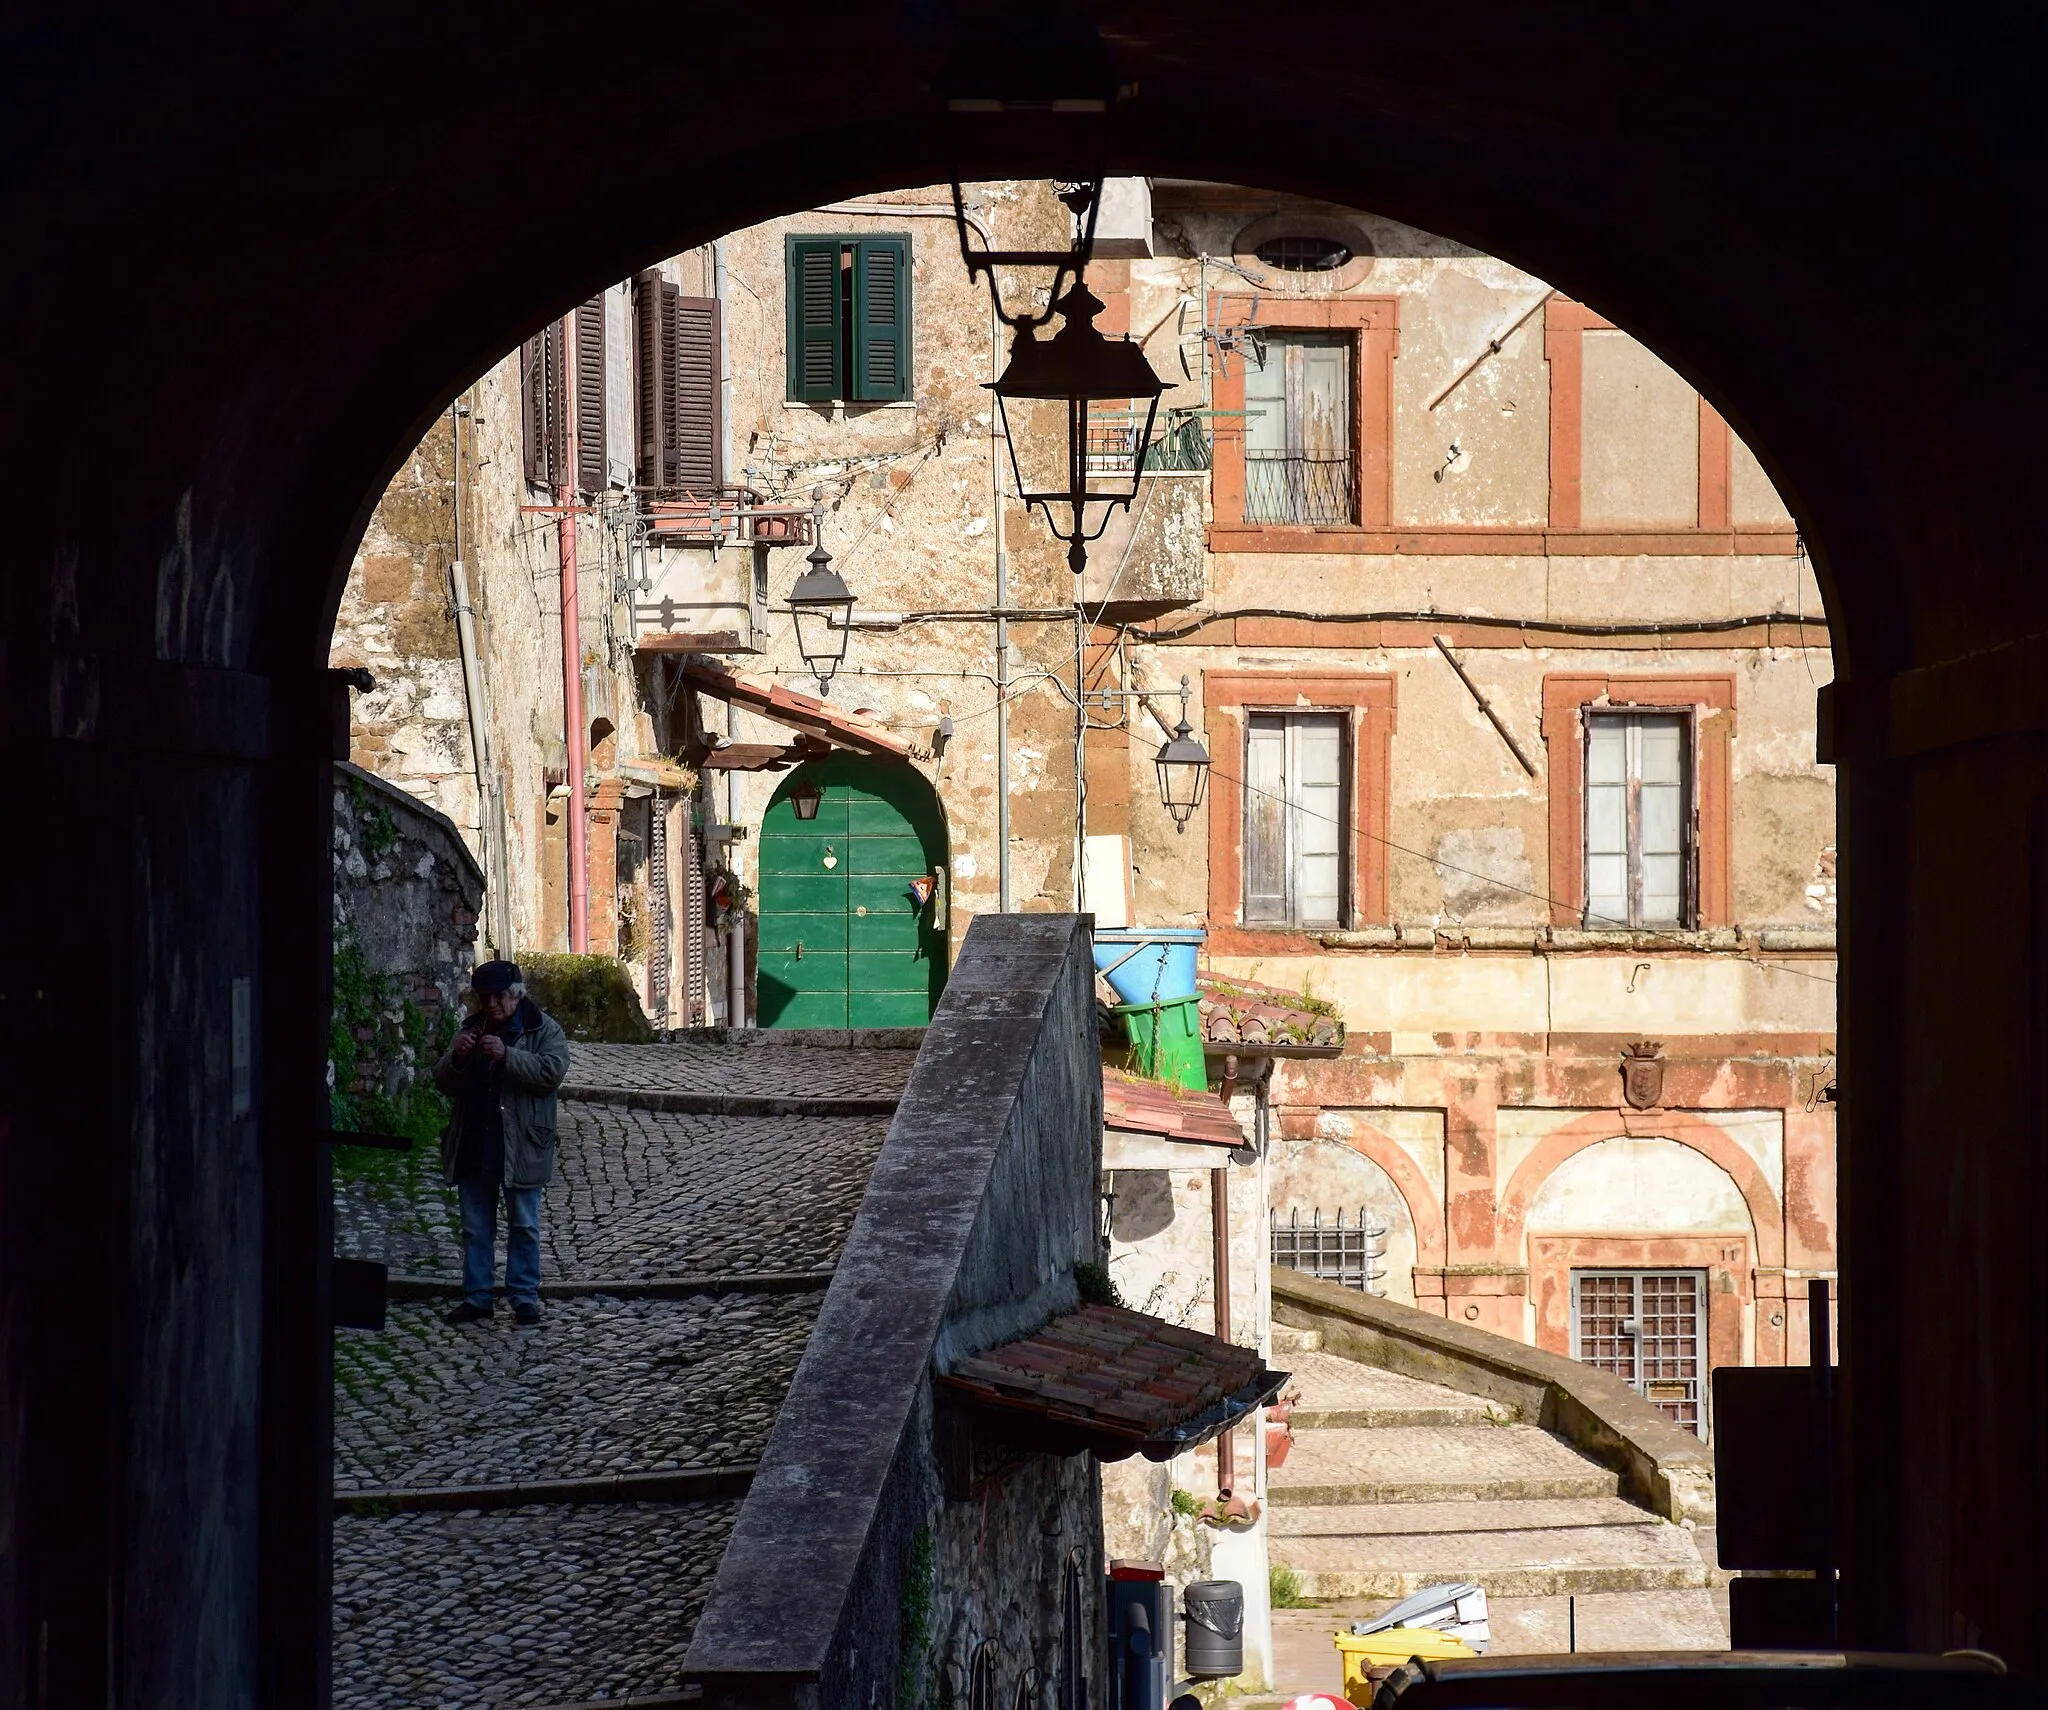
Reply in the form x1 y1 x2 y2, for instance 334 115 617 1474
685 915 1101 1710
331 762 483 1122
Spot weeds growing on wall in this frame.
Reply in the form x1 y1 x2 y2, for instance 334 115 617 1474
897 1526 935 1710
329 932 458 1191
1269 1564 1315 1608
1074 1260 1127 1309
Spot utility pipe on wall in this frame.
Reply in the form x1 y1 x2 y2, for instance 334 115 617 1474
1214 1163 1235 1498
447 396 501 937
814 198 1010 910
728 765 747 1027
559 313 590 952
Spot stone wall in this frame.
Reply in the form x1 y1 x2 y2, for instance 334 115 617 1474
685 915 1102 1709
330 762 483 1125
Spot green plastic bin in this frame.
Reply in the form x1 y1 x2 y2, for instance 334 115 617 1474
1115 995 1207 1093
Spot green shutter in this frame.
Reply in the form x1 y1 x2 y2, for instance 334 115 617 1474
786 237 844 402
852 236 911 402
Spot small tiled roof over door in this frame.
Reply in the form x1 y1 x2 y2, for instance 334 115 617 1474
1101 1068 1247 1150
679 657 911 758
938 1303 1287 1461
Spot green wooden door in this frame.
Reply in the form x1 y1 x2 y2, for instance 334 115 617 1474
756 755 948 1028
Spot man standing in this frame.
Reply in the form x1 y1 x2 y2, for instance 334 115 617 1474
432 960 571 1327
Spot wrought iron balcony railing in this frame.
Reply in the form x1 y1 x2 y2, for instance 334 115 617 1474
1244 453 1354 525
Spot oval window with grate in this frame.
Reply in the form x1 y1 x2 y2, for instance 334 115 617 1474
1255 235 1354 273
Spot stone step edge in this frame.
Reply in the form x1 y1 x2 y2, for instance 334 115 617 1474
1269 1514 1674 1540
1291 1406 1501 1429
384 1270 834 1302
526 1693 702 1710
335 1462 758 1516
559 1083 899 1118
1271 1476 1618 1506
1279 1562 1711 1599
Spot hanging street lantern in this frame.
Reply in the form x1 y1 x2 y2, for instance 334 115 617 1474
988 282 1165 576
788 780 823 821
1153 676 1211 831
787 536 854 691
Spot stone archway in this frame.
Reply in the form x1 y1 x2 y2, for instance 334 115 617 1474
7 5 2043 1684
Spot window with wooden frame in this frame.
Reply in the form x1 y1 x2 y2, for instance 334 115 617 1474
1244 712 1348 925
785 235 912 404
633 272 721 492
1242 333 1354 525
1582 709 1692 928
1540 676 1734 930
1206 295 1398 545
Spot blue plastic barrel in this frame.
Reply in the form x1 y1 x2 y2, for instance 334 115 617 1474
1092 928 1206 1006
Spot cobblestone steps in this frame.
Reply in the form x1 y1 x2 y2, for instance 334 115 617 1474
331 1039 908 1708
1269 1346 1718 1621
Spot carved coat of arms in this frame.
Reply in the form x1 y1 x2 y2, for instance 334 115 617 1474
1621 1041 1666 1110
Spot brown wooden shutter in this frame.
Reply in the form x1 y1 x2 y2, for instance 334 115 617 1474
634 272 662 488
574 295 607 494
674 295 721 491
633 273 686 489
528 333 552 485
521 321 569 486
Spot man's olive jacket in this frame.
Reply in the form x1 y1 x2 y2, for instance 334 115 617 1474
431 998 572 1189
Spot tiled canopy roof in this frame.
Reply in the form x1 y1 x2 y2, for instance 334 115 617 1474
679 658 910 758
1101 1068 1246 1150
937 1303 1288 1462
1197 973 1345 1052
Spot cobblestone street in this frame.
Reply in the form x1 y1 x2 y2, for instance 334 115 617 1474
331 1039 906 1708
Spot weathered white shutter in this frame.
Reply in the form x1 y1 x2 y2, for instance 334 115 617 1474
1244 715 1289 924
1295 340 1350 460
1292 714 1344 926
1636 714 1686 924
1584 716 1630 926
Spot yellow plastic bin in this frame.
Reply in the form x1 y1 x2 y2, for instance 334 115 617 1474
1333 1627 1476 1702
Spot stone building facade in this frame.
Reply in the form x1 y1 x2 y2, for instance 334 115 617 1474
334 178 1836 1676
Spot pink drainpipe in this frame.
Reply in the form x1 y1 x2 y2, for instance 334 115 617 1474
559 316 588 951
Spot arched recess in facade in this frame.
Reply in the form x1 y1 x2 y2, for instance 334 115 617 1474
1271 1114 1450 1304
1498 1111 1790 1365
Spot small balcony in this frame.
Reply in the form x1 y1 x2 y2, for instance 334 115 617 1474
636 485 816 548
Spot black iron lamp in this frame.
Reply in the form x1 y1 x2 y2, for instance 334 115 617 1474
988 283 1165 576
788 780 823 821
1153 676 1211 831
787 537 854 690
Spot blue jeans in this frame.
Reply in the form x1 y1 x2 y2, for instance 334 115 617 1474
457 1177 544 1308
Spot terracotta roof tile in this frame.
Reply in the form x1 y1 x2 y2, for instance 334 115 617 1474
680 658 910 758
936 1303 1286 1461
1101 1068 1246 1150
1196 974 1345 1051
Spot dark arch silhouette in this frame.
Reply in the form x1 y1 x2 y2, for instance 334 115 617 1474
5 5 2042 1698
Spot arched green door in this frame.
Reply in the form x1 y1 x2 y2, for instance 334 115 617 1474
756 754 949 1028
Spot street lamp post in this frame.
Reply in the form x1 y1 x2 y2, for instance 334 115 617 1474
787 530 854 693
1084 675 1213 831
987 283 1165 578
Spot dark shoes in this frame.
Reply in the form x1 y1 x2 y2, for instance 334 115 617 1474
445 1301 494 1325
513 1300 542 1327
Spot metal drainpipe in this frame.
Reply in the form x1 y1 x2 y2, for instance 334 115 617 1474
448 395 502 948
1213 1161 1235 1498
559 314 589 952
728 766 747 1027
814 199 1009 910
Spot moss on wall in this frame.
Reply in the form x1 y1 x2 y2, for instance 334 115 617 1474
520 952 656 1042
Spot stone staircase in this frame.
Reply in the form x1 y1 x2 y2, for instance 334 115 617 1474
1268 1327 1716 1603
